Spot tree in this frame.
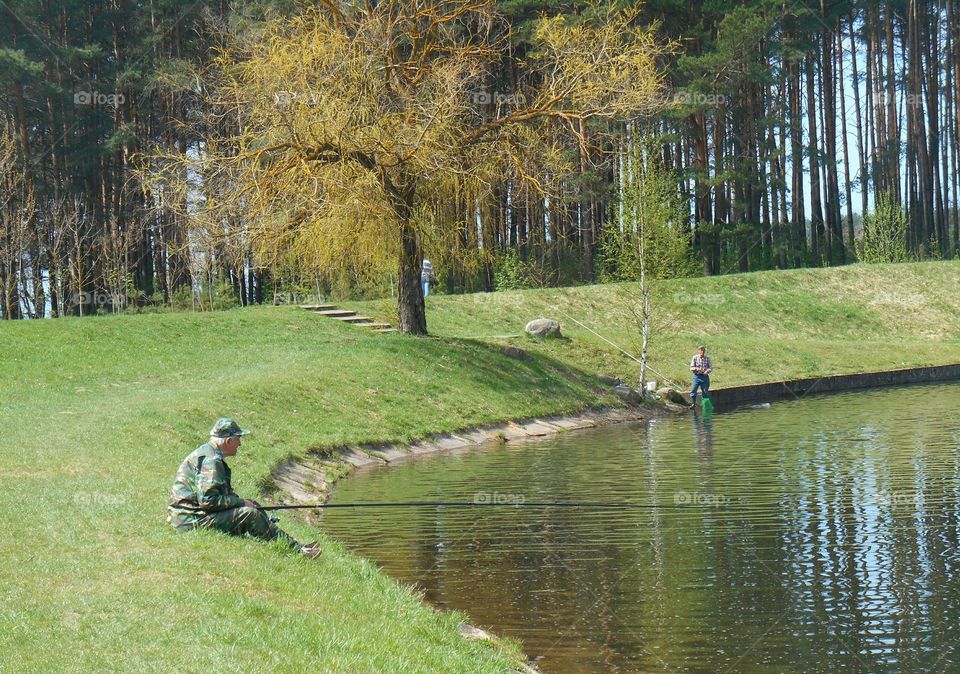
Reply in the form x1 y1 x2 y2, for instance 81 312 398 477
145 0 667 333
600 138 695 389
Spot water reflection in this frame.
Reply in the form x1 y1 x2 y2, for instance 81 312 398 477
321 383 960 673
692 411 714 456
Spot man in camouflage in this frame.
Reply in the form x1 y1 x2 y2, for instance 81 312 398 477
169 418 321 558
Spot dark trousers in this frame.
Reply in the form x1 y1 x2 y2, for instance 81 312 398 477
170 506 300 548
690 374 710 402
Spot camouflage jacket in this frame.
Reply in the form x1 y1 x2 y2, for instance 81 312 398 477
169 443 244 516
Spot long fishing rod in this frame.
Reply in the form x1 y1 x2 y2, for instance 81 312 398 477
261 501 691 511
549 305 686 390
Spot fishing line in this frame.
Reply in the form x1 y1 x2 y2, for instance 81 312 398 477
549 305 686 390
261 501 692 511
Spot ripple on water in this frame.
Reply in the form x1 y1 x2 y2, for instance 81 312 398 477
322 382 960 673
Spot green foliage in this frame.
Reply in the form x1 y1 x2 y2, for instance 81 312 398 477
168 280 241 312
598 146 697 282
857 194 909 264
493 249 535 290
922 235 943 261
201 280 242 311
170 285 197 311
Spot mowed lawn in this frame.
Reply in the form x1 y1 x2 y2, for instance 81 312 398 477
0 308 607 672
3 260 960 672
353 260 960 390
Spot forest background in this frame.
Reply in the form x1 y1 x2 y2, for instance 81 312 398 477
0 0 953 326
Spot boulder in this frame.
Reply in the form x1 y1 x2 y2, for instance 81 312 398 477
614 385 644 405
656 387 687 405
524 318 562 338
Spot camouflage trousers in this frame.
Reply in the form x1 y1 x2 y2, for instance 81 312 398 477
170 506 300 549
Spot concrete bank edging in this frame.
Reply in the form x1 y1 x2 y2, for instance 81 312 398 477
708 362 960 410
267 405 650 507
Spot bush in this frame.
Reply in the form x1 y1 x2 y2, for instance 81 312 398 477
493 249 534 290
857 194 909 263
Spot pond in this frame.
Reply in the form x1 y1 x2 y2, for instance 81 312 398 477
320 382 960 673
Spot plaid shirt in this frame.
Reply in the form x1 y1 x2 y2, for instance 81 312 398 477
690 354 712 375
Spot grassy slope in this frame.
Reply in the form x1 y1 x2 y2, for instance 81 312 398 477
2 260 959 672
353 260 960 389
1 309 605 672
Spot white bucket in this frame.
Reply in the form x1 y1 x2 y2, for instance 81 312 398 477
645 380 657 392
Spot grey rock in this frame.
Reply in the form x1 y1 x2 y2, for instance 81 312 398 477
598 374 623 387
614 385 644 405
656 387 687 404
524 318 562 338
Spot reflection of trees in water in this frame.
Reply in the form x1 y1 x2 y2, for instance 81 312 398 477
324 385 960 672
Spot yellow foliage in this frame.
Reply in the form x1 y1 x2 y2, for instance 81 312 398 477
141 0 669 327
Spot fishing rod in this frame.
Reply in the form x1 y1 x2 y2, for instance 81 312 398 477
549 305 686 391
261 501 691 511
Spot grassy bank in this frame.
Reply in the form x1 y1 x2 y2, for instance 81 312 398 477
3 260 959 672
353 260 960 389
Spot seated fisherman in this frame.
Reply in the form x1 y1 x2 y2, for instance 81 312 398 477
168 417 321 558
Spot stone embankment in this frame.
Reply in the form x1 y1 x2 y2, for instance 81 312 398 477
267 406 649 509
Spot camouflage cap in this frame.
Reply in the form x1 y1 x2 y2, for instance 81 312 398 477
210 417 250 438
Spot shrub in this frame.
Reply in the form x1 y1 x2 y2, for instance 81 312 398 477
857 194 909 263
494 249 534 290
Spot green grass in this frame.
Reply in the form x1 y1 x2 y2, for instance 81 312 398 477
352 260 960 389
0 308 605 672
3 260 960 672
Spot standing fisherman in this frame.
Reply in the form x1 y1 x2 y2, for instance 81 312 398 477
689 345 713 409
168 418 322 558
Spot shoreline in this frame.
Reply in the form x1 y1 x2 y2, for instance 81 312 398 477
268 361 960 506
267 404 656 509
265 362 960 672
266 403 660 674
707 362 960 410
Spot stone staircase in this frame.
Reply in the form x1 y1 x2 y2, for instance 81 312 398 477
300 304 396 333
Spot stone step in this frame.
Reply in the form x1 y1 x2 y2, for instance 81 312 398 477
300 304 337 311
356 322 392 329
372 327 397 333
314 309 356 317
335 315 374 323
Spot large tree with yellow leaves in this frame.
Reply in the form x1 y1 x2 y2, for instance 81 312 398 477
147 0 666 333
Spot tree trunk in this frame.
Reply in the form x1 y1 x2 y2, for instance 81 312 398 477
397 218 427 335
806 54 824 265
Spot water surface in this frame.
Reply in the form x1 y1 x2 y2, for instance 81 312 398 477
321 383 960 672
